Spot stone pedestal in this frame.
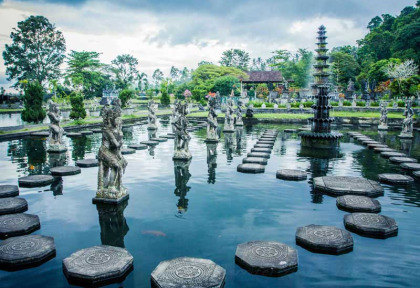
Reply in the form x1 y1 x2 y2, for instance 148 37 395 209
378 125 388 130
47 144 67 153
398 132 413 139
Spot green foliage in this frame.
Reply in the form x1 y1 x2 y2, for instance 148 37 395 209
146 89 154 99
366 58 401 82
302 101 314 107
69 92 86 120
111 54 139 89
192 87 206 103
371 101 380 107
331 101 338 107
248 101 273 108
343 100 352 106
160 82 170 105
219 49 250 70
119 89 134 108
3 16 66 88
356 101 365 107
397 100 405 107
21 81 46 123
213 75 239 96
330 51 361 87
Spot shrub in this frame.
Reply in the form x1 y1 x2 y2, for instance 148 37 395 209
69 92 87 120
343 100 352 106
21 81 46 123
330 101 338 107
397 100 405 107
160 85 170 106
356 101 365 107
118 89 134 108
303 101 314 108
370 102 380 107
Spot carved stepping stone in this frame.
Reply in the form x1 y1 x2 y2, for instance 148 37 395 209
63 245 133 286
80 131 93 135
362 140 379 145
167 133 175 136
389 157 417 164
296 225 353 254
31 131 49 137
344 213 398 238
257 140 275 145
276 169 307 181
413 171 420 178
235 241 298 277
50 166 81 176
336 195 381 213
140 140 159 146
242 157 268 165
66 132 82 137
92 128 102 133
76 159 98 168
18 175 54 187
128 144 148 150
378 173 414 185
367 143 388 149
247 152 270 159
237 164 265 174
284 129 297 133
121 148 136 155
0 235 56 271
313 176 384 197
164 135 175 139
359 124 371 128
254 144 273 149
0 185 19 198
0 214 40 239
151 257 226 288
380 152 406 158
251 148 272 153
400 163 420 171
150 137 168 142
373 147 395 153
0 198 28 215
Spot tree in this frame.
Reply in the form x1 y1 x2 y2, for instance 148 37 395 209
219 49 250 70
137 72 148 91
111 54 139 89
21 81 46 123
330 52 361 87
3 16 66 88
152 69 164 89
69 92 86 120
213 75 240 96
198 61 213 66
366 58 401 83
180 67 191 82
170 66 180 81
367 16 382 31
160 81 170 105
250 57 267 71
384 59 419 96
118 89 134 108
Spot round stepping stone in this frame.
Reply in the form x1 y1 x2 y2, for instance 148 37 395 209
242 157 268 165
257 141 274 145
367 143 388 149
76 159 98 168
260 136 276 140
336 195 381 213
276 169 307 181
284 129 297 133
140 140 159 146
237 164 265 174
247 152 270 159
167 133 175 136
66 132 82 137
151 257 226 288
0 214 40 239
344 213 398 238
413 171 420 178
235 241 298 277
0 235 56 270
254 144 272 149
80 131 93 135
400 163 420 171
251 148 272 153
165 135 175 139
18 175 54 187
0 198 28 215
31 131 49 137
362 140 378 145
150 137 168 142
380 152 406 158
373 147 395 153
92 128 102 133
63 245 133 286
121 148 136 155
296 225 353 254
0 185 19 198
313 176 384 197
378 173 414 185
128 144 148 150
50 166 81 176
389 157 417 164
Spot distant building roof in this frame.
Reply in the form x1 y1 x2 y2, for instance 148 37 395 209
242 71 283 83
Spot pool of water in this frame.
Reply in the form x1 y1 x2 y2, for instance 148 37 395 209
0 123 419 287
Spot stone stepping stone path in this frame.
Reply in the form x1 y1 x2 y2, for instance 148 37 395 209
344 213 398 239
336 195 381 213
167 133 175 136
140 140 159 146
254 144 273 149
128 144 148 150
0 235 56 271
359 124 371 128
0 185 19 198
276 169 307 181
31 131 49 137
380 152 406 158
251 148 272 153
247 152 270 159
313 176 384 197
242 157 268 165
76 159 98 168
0 213 40 239
235 241 298 277
295 225 353 255
121 148 136 155
50 166 81 176
237 164 265 174
66 132 82 138
92 128 102 133
18 175 54 188
378 173 414 185
400 163 420 171
164 134 175 139
413 171 420 178
389 157 417 164
0 198 28 215
361 140 379 145
150 137 168 142
367 143 388 149
373 147 395 153
151 257 226 288
63 245 133 286
80 131 93 135
284 129 297 133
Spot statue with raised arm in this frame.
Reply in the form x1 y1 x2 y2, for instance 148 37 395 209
47 101 67 153
399 99 414 138
173 102 192 160
95 99 128 203
223 96 235 132
378 102 388 130
205 97 219 142
147 99 157 130
235 100 244 126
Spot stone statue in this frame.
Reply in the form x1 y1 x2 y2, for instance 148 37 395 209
399 99 414 138
246 104 254 118
147 100 157 130
223 96 235 132
378 103 388 130
206 97 219 142
47 101 66 153
235 100 244 126
96 99 128 203
174 160 191 215
171 100 178 133
172 102 192 160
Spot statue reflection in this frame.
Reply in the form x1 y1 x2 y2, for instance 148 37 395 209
206 143 217 184
173 160 191 216
378 130 387 144
235 127 243 155
148 130 157 140
50 177 63 196
48 152 67 168
400 138 413 155
224 133 234 162
95 200 129 248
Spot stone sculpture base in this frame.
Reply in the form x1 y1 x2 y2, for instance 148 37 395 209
300 131 343 149
47 144 67 153
173 150 192 161
92 192 129 205
147 125 157 130
377 125 388 130
235 120 243 126
205 138 219 143
398 132 413 139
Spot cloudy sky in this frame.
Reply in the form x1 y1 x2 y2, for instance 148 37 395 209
0 0 416 91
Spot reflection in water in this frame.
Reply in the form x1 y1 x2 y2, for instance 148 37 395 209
96 200 129 248
173 160 191 216
206 143 217 184
70 136 92 161
235 127 243 155
122 126 134 142
148 130 157 140
224 133 234 162
378 130 387 144
400 138 413 155
51 177 63 196
7 138 48 175
48 152 68 168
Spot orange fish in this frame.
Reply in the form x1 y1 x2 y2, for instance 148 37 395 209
29 165 35 170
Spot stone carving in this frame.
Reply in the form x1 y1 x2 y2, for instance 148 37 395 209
147 100 158 130
223 97 234 132
399 99 414 138
96 100 128 204
47 101 67 153
313 176 384 197
235 100 244 126
205 97 219 143
344 213 398 238
0 213 40 239
246 104 254 118
172 102 192 161
171 100 178 133
174 160 191 215
336 195 381 213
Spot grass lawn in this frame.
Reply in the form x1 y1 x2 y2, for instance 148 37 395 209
0 108 23 112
